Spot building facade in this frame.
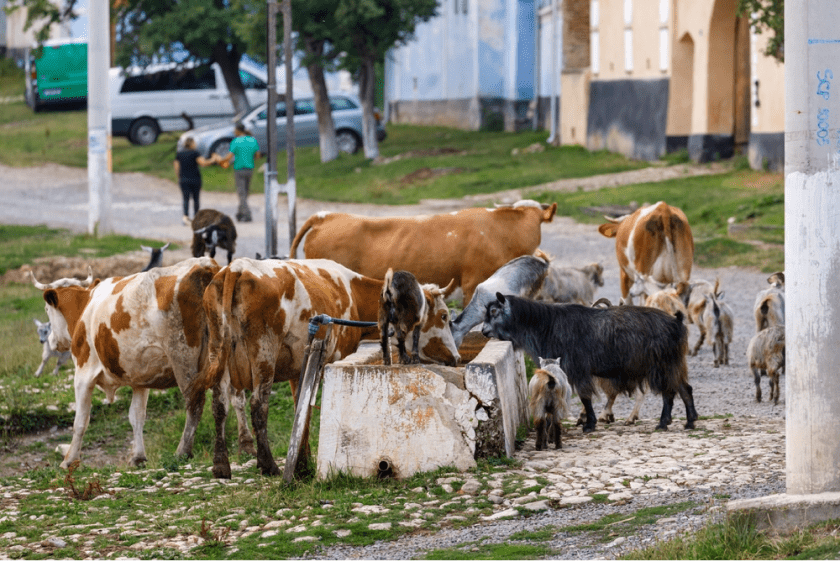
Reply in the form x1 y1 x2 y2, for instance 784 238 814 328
385 0 785 171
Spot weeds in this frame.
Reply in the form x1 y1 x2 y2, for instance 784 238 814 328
62 460 110 501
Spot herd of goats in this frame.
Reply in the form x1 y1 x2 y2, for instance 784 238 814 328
25 199 786 474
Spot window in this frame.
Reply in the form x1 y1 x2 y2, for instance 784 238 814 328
239 70 267 89
120 71 173 93
172 66 216 90
294 99 316 115
330 97 357 111
258 102 287 120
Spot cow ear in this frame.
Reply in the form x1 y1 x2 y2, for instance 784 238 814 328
496 292 506 304
44 289 58 307
598 223 619 238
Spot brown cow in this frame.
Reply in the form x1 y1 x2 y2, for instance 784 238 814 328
289 200 557 305
35 258 253 469
598 202 694 304
203 258 460 478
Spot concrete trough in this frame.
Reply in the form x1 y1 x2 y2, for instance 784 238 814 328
316 332 529 479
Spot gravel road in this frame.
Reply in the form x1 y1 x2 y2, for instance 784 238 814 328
0 162 786 559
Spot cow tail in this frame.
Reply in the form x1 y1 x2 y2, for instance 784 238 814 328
289 214 325 259
205 269 235 389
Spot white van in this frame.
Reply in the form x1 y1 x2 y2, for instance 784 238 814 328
110 61 269 145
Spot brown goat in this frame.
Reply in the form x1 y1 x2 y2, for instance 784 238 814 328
747 325 785 405
379 269 426 365
530 358 574 450
191 209 237 264
754 271 785 333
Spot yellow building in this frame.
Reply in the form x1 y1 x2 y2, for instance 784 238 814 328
563 0 784 170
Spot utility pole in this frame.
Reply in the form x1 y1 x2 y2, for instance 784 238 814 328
282 0 297 253
546 0 558 145
265 0 279 257
87 0 111 235
728 0 840 530
784 0 840 496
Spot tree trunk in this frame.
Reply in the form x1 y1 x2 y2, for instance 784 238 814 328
358 56 379 160
212 43 251 118
304 37 338 163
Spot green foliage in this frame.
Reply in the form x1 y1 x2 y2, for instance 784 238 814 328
737 0 784 62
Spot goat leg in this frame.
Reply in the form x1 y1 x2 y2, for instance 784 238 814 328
409 324 422 364
396 330 412 365
753 368 763 403
380 320 392 365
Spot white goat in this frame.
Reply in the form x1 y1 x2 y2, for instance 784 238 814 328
537 262 604 305
530 358 574 450
33 319 72 377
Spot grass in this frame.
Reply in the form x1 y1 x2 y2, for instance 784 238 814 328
531 168 785 272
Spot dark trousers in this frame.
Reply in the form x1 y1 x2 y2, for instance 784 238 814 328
180 181 201 217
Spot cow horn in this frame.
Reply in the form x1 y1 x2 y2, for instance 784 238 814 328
30 270 48 290
603 214 627 223
81 266 94 287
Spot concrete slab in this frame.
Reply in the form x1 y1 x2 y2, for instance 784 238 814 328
316 338 527 480
727 492 840 533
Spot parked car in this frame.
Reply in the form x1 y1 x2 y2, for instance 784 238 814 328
182 94 386 158
110 60 269 146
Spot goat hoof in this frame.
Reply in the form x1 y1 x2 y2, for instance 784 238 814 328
684 421 695 430
582 424 596 433
655 423 668 431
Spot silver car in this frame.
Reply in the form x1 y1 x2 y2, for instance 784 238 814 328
183 94 386 158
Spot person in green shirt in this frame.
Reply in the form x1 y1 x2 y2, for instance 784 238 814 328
221 123 262 222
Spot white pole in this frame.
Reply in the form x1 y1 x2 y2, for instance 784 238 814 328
785 0 840 495
547 0 558 144
87 0 111 235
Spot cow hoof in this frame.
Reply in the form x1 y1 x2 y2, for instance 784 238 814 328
212 465 232 479
240 442 257 457
130 455 147 467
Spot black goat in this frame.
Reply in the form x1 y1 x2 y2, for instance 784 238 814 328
191 209 237 264
140 242 170 272
482 293 697 432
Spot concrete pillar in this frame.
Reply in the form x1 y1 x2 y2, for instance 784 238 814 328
785 0 840 496
87 0 111 235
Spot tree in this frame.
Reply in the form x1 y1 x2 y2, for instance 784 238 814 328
239 0 344 163
333 0 438 159
9 0 259 116
737 0 783 62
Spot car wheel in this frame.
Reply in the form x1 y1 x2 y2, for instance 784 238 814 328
210 138 233 159
336 129 361 154
129 118 160 146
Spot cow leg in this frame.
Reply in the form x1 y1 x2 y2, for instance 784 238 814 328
251 377 281 476
175 385 206 459
579 396 597 433
678 383 697 429
625 388 646 425
230 387 256 455
753 368 763 403
127 388 150 466
211 382 232 479
656 391 675 430
60 372 98 469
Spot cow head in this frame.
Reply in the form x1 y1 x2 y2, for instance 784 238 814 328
413 280 460 366
31 270 97 353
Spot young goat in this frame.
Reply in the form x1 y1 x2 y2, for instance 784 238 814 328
687 278 722 356
529 357 574 450
537 262 604 305
191 209 237 264
747 325 785 404
754 271 785 333
700 294 734 367
379 269 427 365
33 319 72 377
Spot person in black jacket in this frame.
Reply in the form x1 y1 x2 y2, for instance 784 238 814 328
174 137 219 225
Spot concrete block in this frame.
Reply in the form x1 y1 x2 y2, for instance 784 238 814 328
316 338 527 480
727 492 840 533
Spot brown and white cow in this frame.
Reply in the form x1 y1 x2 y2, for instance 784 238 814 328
35 258 253 469
288 200 557 305
598 202 694 304
202 258 460 478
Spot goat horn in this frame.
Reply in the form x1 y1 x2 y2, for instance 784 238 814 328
592 297 613 308
161 242 171 251
81 266 94 287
